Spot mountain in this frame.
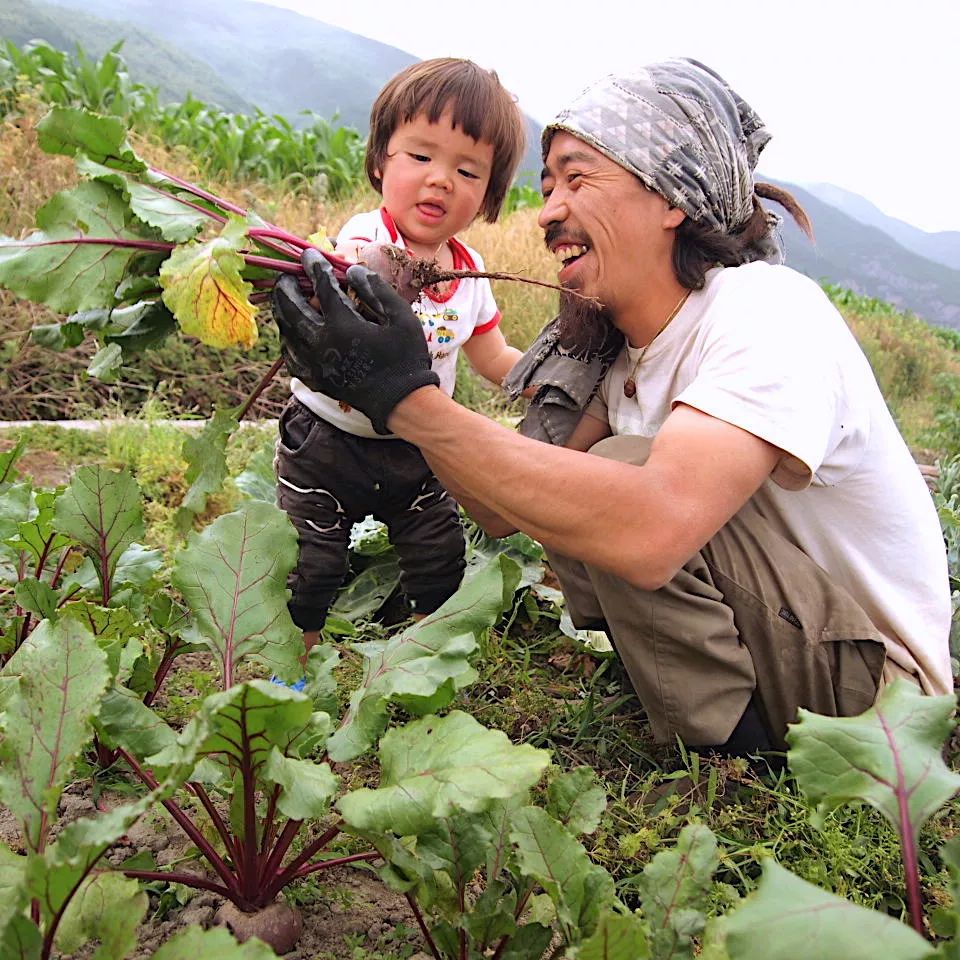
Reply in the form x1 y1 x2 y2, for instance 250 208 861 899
4 0 543 178
1 0 252 113
802 182 960 272
767 178 960 329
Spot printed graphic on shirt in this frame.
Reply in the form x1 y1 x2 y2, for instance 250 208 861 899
417 305 462 354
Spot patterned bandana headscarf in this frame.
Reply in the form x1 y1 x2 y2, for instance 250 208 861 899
543 58 781 261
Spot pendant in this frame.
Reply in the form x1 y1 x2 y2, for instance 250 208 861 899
623 378 637 399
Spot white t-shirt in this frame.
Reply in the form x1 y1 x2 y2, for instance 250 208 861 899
291 207 502 438
587 261 952 694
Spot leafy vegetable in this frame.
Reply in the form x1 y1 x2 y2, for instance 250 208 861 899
787 678 960 934
0 106 352 355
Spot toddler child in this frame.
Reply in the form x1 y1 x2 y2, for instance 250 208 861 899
276 58 528 653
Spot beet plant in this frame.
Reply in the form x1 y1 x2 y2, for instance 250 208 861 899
0 616 201 959
0 451 199 773
718 679 960 959
86 494 586 952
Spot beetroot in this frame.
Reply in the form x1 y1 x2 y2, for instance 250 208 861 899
214 900 304 954
356 242 424 304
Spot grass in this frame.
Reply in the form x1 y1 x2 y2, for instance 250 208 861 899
455 593 960 923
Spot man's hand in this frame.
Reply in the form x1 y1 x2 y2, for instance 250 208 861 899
271 248 439 434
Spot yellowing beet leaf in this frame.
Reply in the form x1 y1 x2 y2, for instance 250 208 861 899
159 218 258 349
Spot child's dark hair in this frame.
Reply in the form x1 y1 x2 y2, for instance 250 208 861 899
365 58 527 224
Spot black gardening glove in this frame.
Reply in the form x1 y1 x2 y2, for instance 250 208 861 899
272 248 439 434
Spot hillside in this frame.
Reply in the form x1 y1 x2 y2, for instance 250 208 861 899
33 0 417 129
803 182 960 272
1 0 252 113
769 179 960 330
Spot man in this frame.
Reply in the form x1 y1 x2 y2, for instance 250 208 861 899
272 59 951 754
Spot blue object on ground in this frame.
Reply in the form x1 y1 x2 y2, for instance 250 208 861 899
269 674 307 692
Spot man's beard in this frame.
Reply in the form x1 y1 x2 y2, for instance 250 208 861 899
556 290 620 359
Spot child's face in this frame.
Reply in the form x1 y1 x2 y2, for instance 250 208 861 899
376 108 494 258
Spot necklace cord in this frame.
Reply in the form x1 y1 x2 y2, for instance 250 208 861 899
623 289 691 398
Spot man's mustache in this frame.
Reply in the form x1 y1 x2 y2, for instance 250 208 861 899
543 224 591 251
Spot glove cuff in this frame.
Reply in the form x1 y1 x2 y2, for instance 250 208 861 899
371 370 441 435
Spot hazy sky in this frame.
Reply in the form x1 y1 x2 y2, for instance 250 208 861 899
255 0 958 235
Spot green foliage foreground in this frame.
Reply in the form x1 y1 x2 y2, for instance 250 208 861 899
1 441 959 958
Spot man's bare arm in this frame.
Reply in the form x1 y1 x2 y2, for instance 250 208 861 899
391 388 780 588
429 411 613 538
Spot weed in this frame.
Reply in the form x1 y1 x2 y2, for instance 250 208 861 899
157 663 219 726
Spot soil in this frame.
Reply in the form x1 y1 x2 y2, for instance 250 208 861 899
0 438 74 487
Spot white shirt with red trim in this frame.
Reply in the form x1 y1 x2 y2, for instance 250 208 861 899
290 207 502 438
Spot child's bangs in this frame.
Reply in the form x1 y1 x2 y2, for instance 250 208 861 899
409 73 511 148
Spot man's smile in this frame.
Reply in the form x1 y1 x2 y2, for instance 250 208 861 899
550 243 590 266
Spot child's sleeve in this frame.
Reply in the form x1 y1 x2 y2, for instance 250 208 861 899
335 211 383 246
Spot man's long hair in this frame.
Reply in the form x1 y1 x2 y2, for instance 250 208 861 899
673 184 814 289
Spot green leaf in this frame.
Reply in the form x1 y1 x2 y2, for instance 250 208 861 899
0 181 160 313
264 748 339 820
466 527 545 591
113 542 163 587
329 552 402 622
149 681 324 788
87 342 123 381
303 642 341 719
76 157 207 242
30 320 86 351
0 619 109 850
151 926 280 959
0 437 25 484
175 408 239 532
338 710 550 837
55 872 146 960
547 766 607 836
498 922 554 960
723 860 933 960
6 489 69 567
104 300 177 353
14 579 59 621
510 806 616 943
25 775 199 938
328 555 518 761
573 909 651 960
0 843 29 940
463 881 520 950
54 465 144 600
234 439 278 504
413 814 492 914
0 913 42 960
171 501 304 685
637 823 718 960
36 106 146 173
95 686 179 760
787 678 960 841
0 483 34 570
160 217 257 348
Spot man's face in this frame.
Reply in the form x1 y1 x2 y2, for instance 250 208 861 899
539 132 679 316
